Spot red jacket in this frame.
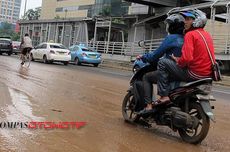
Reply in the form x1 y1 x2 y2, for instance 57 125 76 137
177 28 215 78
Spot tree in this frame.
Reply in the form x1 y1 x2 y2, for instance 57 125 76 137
22 7 41 20
54 15 61 19
0 22 20 41
34 7 41 19
11 32 20 41
0 22 13 36
99 6 111 17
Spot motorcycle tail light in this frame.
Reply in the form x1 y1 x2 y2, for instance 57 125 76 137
197 84 212 95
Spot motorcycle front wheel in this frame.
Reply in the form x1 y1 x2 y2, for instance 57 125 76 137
122 92 140 123
178 102 210 144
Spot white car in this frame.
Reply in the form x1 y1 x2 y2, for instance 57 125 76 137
31 42 71 65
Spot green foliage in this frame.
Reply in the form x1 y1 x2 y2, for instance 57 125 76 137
0 22 13 36
112 18 124 24
0 22 20 41
22 7 41 20
99 6 111 16
11 32 20 41
54 15 61 19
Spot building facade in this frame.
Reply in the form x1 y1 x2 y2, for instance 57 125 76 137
23 0 155 47
20 19 89 47
41 0 131 19
21 0 137 48
19 0 230 71
0 0 21 24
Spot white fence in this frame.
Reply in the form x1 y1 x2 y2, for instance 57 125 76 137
213 34 230 54
77 35 230 58
77 39 163 57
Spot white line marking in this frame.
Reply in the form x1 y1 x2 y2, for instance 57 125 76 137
212 89 230 95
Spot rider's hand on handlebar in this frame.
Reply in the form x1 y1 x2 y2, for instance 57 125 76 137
136 55 142 60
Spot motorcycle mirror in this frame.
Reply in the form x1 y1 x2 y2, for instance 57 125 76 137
138 40 146 48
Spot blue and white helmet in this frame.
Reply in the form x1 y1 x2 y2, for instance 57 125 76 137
180 9 207 28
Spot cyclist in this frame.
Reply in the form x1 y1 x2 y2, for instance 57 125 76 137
20 33 33 65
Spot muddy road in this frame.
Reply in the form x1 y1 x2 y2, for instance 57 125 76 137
0 56 229 152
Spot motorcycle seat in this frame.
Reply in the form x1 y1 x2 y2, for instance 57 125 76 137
169 81 186 90
170 78 213 90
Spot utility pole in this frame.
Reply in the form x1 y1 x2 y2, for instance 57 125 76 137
24 0 27 16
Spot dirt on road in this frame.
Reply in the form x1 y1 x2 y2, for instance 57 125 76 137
0 56 229 152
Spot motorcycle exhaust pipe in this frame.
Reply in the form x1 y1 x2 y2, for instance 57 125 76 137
172 111 199 129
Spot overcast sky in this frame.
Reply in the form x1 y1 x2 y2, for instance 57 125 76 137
20 0 42 18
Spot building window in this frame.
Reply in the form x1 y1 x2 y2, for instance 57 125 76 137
57 26 63 43
78 5 91 10
42 30 47 42
55 5 92 12
56 7 63 12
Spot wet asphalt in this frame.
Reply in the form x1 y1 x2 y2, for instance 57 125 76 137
0 55 230 152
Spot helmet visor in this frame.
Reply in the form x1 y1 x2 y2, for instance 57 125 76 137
180 12 196 19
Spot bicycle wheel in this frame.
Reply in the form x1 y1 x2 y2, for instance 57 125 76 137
21 53 31 68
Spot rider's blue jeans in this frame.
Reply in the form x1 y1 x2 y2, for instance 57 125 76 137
157 58 196 97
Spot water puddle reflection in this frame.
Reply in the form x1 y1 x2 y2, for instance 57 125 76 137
0 87 44 151
18 67 29 80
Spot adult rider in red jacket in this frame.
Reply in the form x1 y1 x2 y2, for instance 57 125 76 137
155 9 215 107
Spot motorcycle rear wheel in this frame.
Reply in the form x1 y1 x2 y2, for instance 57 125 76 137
178 102 210 144
122 92 140 123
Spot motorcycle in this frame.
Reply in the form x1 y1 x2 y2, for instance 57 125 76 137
122 64 215 144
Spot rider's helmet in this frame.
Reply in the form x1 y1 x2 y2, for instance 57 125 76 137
165 13 185 34
180 9 207 28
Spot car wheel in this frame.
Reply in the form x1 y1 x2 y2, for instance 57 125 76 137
8 53 11 56
133 65 140 73
43 55 48 64
93 63 99 67
74 57 81 65
63 61 68 65
30 53 34 61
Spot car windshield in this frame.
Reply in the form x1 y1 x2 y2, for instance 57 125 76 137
0 40 10 44
82 48 95 52
50 44 67 49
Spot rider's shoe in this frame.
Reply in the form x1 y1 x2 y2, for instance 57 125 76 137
138 108 156 115
152 99 171 107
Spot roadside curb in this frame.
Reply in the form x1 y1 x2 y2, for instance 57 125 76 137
100 59 132 71
99 64 132 71
100 60 230 87
213 76 230 87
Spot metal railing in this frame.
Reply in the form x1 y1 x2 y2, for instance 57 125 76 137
213 34 230 54
77 39 163 57
77 34 230 57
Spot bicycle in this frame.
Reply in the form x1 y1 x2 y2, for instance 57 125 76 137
20 47 32 68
